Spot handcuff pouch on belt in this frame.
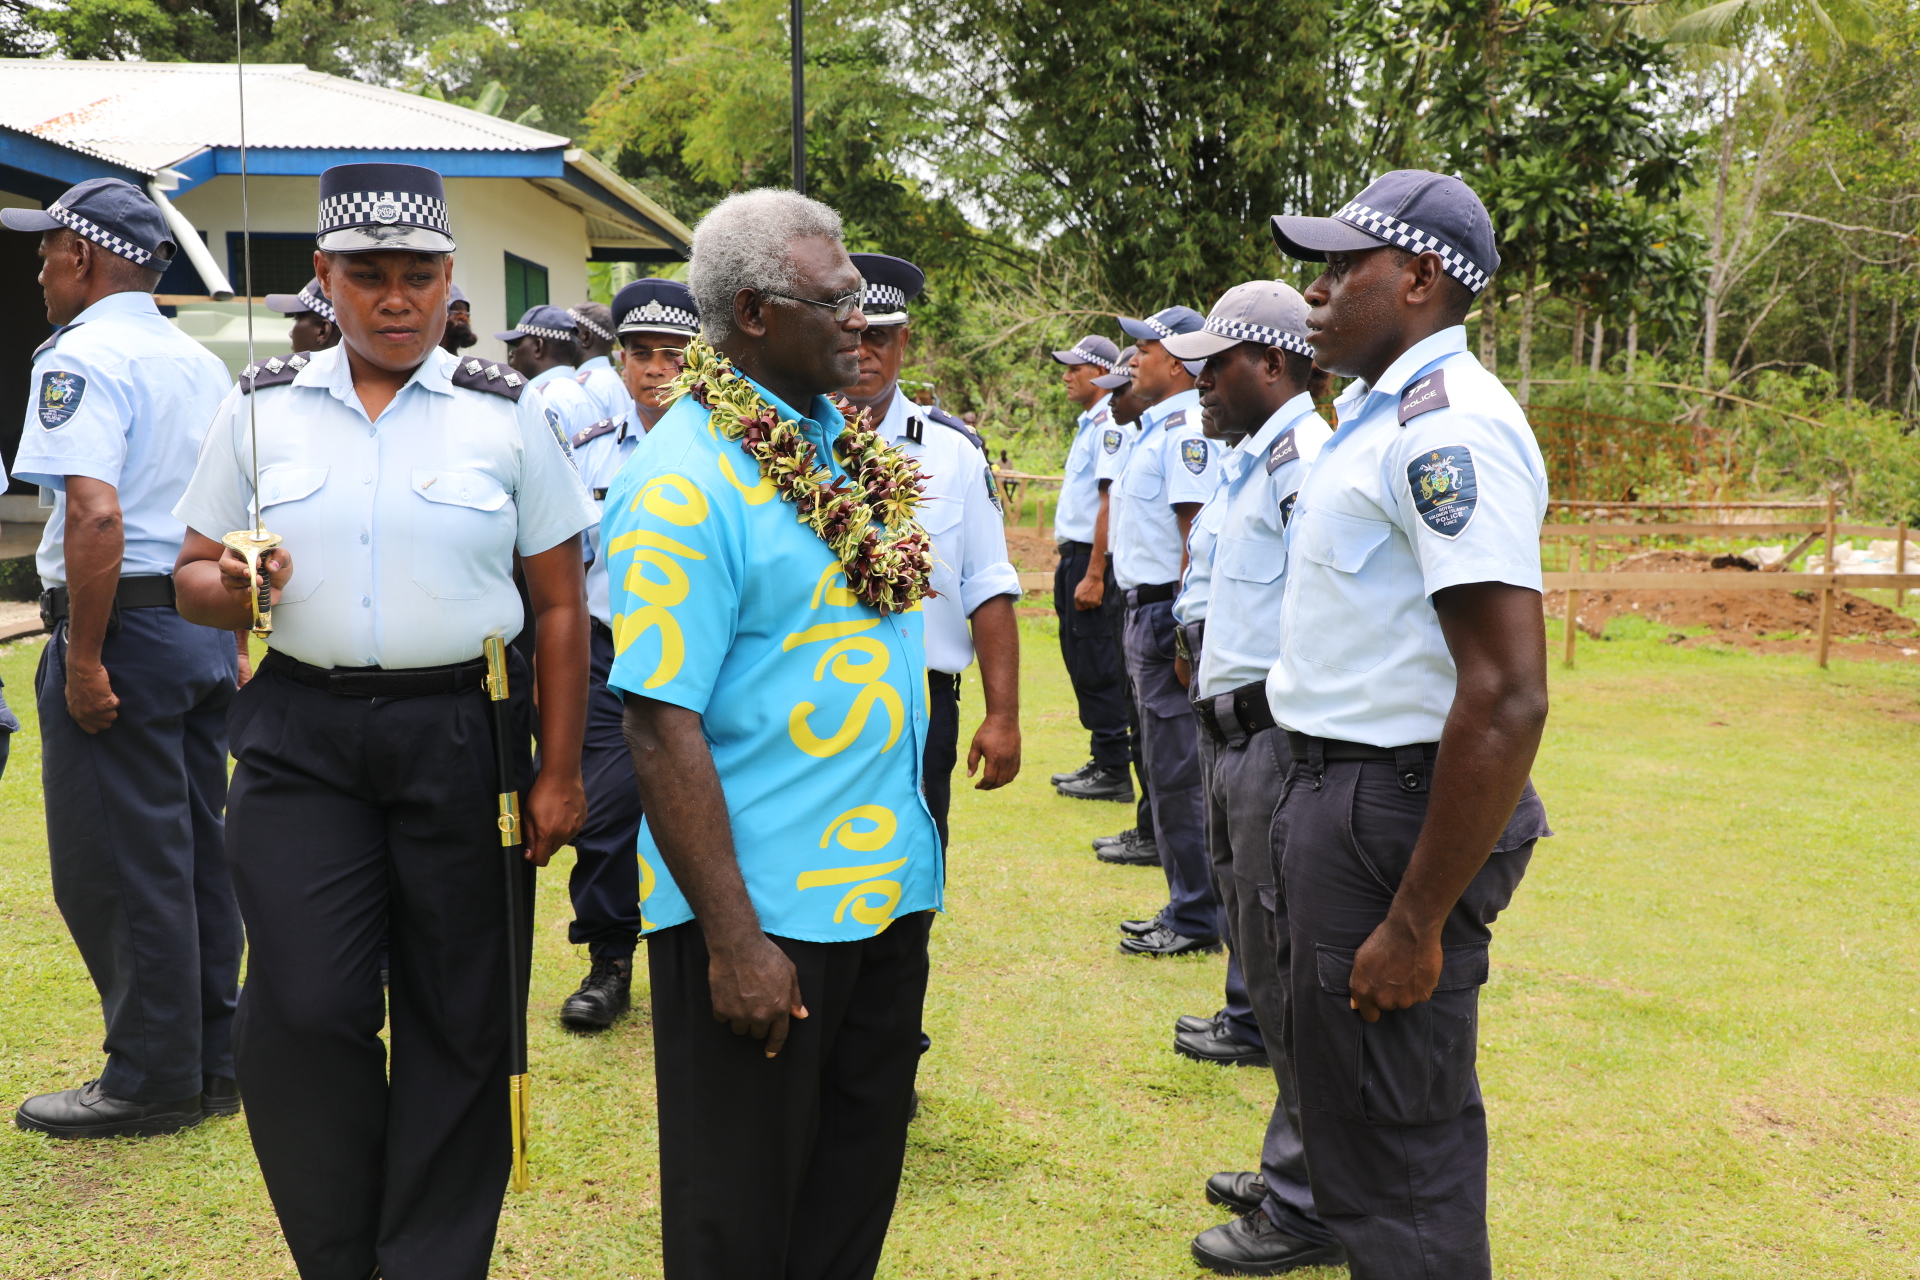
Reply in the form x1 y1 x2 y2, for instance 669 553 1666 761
1193 677 1274 749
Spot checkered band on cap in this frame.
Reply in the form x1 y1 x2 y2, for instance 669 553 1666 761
1139 315 1176 339
514 324 575 342
47 201 154 266
298 283 335 323
319 189 452 237
1201 314 1312 358
569 308 615 343
862 281 906 315
1333 202 1489 294
1066 343 1115 371
620 299 698 331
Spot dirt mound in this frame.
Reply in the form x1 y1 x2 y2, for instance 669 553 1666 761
1546 548 1920 657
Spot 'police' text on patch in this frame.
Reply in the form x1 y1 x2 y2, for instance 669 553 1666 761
1180 438 1209 475
38 370 86 430
1407 446 1477 538
1398 370 1449 424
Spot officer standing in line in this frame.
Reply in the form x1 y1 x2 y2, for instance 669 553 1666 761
264 277 339 353
569 301 633 429
844 252 1022 845
549 277 699 1032
1163 282 1343 1274
499 304 603 448
1108 306 1226 957
1266 170 1552 1278
4 178 244 1139
440 281 478 354
1044 335 1132 806
171 162 597 1279
1074 345 1160 867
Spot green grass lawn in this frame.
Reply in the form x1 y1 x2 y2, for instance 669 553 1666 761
1 617 1917 1277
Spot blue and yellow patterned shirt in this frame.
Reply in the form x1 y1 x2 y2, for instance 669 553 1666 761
602 380 943 943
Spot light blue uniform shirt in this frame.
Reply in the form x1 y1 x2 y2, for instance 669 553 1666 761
1172 488 1224 627
1266 327 1547 746
1053 393 1111 545
1111 388 1221 590
174 344 598 670
574 417 641 625
1195 394 1331 699
602 382 943 944
12 291 231 587
528 363 602 455
881 392 1020 674
574 355 635 431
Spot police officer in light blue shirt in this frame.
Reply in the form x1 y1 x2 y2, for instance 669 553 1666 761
1109 305 1227 957
568 301 634 428
1045 335 1133 807
3 177 245 1142
1163 282 1342 1276
1266 170 1553 1280
170 161 596 1279
845 252 1022 849
498 304 603 454
548 276 700 1033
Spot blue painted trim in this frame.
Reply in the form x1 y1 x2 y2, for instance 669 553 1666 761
0 126 149 194
558 166 687 250
209 147 567 177
590 246 686 264
162 148 218 197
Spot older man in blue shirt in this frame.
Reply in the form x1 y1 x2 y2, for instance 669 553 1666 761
4 178 243 1141
609 188 942 1280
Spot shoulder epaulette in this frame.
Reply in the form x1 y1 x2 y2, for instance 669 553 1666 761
1265 427 1300 474
239 351 313 394
32 323 80 359
451 357 527 402
1161 408 1188 430
926 405 986 452
1397 369 1449 425
572 417 619 449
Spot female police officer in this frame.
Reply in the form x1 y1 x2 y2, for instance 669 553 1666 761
172 162 597 1280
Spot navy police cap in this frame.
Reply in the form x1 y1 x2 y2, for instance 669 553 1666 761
265 278 333 323
1051 335 1120 370
496 304 579 345
1 177 176 267
849 253 924 327
611 278 698 337
1091 344 1138 390
1116 306 1206 344
1271 169 1498 294
317 162 455 254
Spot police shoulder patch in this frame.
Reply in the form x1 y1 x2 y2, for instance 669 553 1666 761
37 369 86 429
1264 427 1299 474
546 410 579 471
1179 437 1210 475
1407 445 1478 538
983 467 1003 513
238 351 311 395
451 358 526 402
1102 427 1123 454
1279 491 1299 529
1398 369 1449 425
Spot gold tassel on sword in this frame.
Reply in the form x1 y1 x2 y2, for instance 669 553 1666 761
484 635 532 1192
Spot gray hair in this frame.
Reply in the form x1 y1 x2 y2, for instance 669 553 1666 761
689 188 845 343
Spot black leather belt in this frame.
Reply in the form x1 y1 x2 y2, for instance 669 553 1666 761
40 575 176 631
1287 733 1440 793
261 649 488 699
1057 540 1094 555
1195 679 1274 747
928 670 960 693
1126 582 1178 608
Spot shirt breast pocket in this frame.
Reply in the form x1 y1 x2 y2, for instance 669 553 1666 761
1120 462 1163 501
257 465 328 604
1217 533 1285 586
917 497 964 598
1291 508 1397 673
410 468 513 601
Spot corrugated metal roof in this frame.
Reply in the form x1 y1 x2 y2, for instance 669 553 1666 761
0 59 570 174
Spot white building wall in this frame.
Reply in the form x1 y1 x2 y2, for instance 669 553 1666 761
171 173 591 365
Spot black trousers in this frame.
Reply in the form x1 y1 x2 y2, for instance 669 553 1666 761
225 659 534 1280
37 607 241 1102
923 670 960 850
650 912 933 1280
567 622 644 957
1272 746 1549 1279
1052 546 1130 772
1102 571 1154 838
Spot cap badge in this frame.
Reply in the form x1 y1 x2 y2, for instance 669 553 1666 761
373 201 401 225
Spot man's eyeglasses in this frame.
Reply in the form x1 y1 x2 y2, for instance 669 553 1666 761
763 288 867 323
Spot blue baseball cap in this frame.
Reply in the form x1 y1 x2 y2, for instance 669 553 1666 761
1117 306 1206 344
1091 344 1138 390
612 278 698 337
317 162 455 254
265 278 333 323
449 282 470 308
496 304 579 344
1051 335 1120 370
1 177 176 267
1270 169 1498 294
849 253 925 326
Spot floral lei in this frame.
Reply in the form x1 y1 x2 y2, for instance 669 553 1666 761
663 337 934 614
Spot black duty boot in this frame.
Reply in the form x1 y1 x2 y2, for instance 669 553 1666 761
1055 766 1135 802
15 1080 204 1139
1051 759 1098 786
1175 1020 1269 1068
559 954 633 1031
1205 1170 1269 1216
1176 1008 1226 1036
1091 826 1142 851
1119 925 1222 957
1097 829 1161 865
1190 1208 1346 1275
202 1075 242 1117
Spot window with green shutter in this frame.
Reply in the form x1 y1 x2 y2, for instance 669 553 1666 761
504 253 549 327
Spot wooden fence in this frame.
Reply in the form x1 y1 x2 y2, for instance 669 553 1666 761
1528 406 1720 504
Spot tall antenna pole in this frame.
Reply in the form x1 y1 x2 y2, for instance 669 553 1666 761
790 0 805 195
